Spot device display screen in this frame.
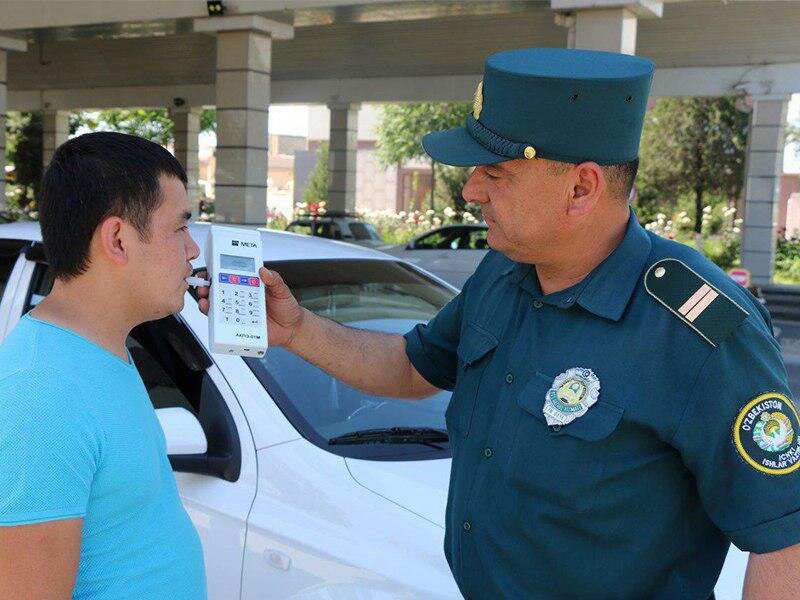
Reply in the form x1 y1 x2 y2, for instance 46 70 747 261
220 253 256 272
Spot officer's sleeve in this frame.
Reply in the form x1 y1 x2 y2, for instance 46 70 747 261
672 317 800 553
0 370 103 526
403 278 470 392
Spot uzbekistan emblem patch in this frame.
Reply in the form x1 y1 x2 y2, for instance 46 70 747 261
733 392 800 475
543 367 600 427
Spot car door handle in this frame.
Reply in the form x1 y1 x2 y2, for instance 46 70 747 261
264 548 291 571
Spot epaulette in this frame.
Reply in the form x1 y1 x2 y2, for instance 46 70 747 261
644 258 749 348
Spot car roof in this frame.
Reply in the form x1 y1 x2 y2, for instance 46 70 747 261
411 222 488 240
0 221 397 267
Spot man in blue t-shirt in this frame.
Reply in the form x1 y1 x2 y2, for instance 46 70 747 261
0 133 206 599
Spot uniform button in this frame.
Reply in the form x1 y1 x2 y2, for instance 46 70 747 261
505 372 514 384
463 521 472 532
551 424 562 432
533 300 543 309
484 447 493 458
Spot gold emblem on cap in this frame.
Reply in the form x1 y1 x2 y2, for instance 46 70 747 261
524 146 536 160
473 80 483 120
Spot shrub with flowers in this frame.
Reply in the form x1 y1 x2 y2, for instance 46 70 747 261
294 200 327 219
265 207 288 230
358 206 480 245
643 204 742 270
3 185 39 221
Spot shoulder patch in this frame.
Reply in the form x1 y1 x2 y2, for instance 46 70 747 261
733 392 800 475
644 258 748 348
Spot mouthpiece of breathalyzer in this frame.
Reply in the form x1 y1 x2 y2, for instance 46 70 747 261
186 277 210 287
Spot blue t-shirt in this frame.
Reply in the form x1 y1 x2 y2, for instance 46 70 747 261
0 313 206 599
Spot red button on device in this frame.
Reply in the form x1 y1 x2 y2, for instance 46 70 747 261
249 277 259 286
229 275 240 284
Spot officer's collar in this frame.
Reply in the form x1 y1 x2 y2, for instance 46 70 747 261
501 208 652 321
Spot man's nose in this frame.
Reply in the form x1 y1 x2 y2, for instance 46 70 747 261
187 235 200 261
462 168 488 205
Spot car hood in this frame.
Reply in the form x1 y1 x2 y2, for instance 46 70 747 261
344 456 451 527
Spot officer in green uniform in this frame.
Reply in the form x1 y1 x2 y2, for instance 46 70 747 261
401 48 800 598
224 47 800 599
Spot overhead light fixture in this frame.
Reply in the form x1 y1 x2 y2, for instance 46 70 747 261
206 1 225 16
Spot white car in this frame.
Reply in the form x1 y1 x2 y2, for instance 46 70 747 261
0 221 747 599
378 225 490 289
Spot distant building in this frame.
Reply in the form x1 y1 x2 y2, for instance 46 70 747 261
296 104 436 216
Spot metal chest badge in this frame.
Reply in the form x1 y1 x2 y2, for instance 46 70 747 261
543 367 600 427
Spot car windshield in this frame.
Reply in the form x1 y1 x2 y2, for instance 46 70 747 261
244 259 455 459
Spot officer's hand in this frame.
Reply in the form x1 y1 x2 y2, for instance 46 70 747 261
195 267 305 348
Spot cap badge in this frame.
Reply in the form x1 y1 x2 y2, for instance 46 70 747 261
473 80 483 120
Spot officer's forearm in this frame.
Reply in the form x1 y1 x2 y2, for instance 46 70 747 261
743 545 800 599
285 307 437 400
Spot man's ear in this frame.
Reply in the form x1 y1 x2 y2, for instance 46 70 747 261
97 216 130 267
568 162 605 217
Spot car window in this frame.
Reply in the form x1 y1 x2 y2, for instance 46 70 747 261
364 223 382 241
0 240 24 303
413 229 461 250
348 223 372 240
244 259 455 460
468 228 489 249
127 334 196 414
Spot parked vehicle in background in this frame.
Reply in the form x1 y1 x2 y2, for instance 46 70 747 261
379 224 490 289
285 213 385 248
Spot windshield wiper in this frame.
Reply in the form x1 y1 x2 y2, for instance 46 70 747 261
328 427 449 448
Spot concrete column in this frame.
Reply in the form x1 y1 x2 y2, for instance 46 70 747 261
194 15 293 224
169 105 202 213
326 102 360 215
42 110 70 169
741 96 790 286
0 36 27 205
552 1 662 54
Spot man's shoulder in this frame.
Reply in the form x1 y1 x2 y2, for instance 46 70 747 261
641 232 770 348
0 317 42 382
0 321 87 407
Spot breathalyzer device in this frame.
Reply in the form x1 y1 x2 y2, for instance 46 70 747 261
204 225 268 357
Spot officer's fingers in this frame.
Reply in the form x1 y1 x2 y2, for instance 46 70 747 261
196 284 209 299
260 267 293 300
198 298 209 315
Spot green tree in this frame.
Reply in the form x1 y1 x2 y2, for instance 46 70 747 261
4 107 217 209
376 102 472 211
302 142 329 207
5 112 43 202
637 97 748 233
70 108 217 144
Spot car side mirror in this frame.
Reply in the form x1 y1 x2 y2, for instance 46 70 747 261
156 407 208 455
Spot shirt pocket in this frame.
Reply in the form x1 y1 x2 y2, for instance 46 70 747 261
446 321 499 439
506 371 625 512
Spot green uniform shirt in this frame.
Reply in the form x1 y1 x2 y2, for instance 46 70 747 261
404 209 800 599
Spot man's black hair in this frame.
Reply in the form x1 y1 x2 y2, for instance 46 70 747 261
546 158 639 204
39 131 188 280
